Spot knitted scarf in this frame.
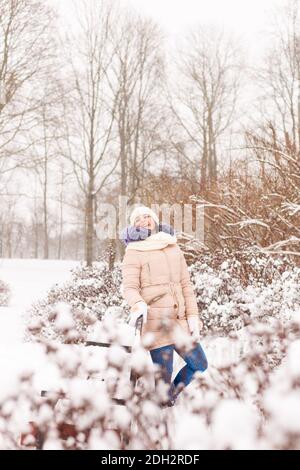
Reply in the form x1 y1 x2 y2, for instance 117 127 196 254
126 230 177 251
121 223 175 247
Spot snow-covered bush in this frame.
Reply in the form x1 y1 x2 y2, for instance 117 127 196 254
1 304 300 450
25 251 299 342
2 305 172 450
191 248 291 289
177 312 300 450
0 279 10 306
49 262 125 317
25 262 128 343
190 250 299 335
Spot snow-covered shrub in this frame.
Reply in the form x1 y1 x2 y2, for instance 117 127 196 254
174 312 300 450
25 301 97 344
192 248 291 288
25 251 299 342
190 250 299 335
49 261 125 317
25 262 128 343
0 279 10 306
1 306 172 450
1 305 300 450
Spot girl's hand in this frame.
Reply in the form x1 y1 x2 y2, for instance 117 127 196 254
128 301 148 326
187 315 201 340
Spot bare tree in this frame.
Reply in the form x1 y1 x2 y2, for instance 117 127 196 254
55 161 73 259
254 0 300 154
24 76 66 259
170 26 242 191
0 0 56 174
238 0 300 255
54 0 123 266
0 0 60 259
109 12 167 204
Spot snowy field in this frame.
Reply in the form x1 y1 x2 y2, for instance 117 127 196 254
0 259 81 410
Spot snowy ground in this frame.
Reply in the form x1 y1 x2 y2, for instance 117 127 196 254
0 259 81 405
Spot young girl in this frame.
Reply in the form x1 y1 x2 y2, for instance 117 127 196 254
121 206 208 406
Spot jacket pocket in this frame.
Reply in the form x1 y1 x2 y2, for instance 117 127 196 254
141 286 173 307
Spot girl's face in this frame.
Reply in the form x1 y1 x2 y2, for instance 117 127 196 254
134 214 156 231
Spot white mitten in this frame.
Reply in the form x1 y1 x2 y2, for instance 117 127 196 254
187 315 201 340
128 301 148 327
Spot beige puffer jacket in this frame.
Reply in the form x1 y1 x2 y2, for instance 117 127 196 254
121 232 199 350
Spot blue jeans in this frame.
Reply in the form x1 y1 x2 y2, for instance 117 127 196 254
149 342 208 401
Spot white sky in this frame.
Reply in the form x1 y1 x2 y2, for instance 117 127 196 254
52 0 283 61
122 0 279 35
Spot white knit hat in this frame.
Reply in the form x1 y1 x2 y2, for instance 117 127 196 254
129 206 159 226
